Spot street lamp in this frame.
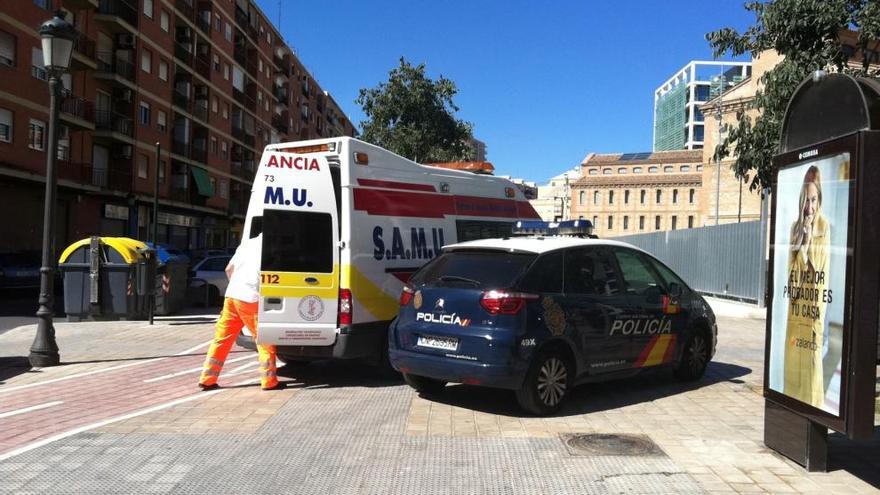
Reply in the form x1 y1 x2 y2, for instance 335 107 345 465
29 12 77 368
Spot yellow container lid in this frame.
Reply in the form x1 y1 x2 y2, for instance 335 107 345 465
59 237 148 264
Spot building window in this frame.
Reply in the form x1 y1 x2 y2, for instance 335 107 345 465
210 135 218 154
28 119 45 150
225 23 232 42
141 49 151 73
0 30 15 67
222 103 229 119
623 216 629 230
607 216 613 229
209 177 216 196
663 166 673 173
633 167 642 174
618 167 627 174
672 189 678 204
157 110 167 132
33 0 50 9
158 60 168 81
138 154 149 178
593 190 599 205
588 168 597 175
603 168 612 175
139 101 150 125
143 0 153 18
212 96 218 113
592 215 598 228
681 165 691 172
31 48 46 80
56 125 69 160
213 54 220 72
158 159 166 183
640 189 646 204
0 108 12 142
223 64 229 80
688 215 694 228
696 165 704 171
160 10 169 32
689 188 695 204
579 191 585 205
220 179 228 198
214 13 221 32
639 215 645 230
220 140 227 158
671 216 678 230
648 166 658 173
655 215 661 230
608 190 614 205
655 189 662 204
624 190 630 204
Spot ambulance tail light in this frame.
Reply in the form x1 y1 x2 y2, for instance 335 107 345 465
479 290 539 315
338 289 352 325
399 284 414 306
354 152 369 165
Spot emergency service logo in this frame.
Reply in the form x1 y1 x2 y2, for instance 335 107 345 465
542 297 566 336
414 291 423 310
297 296 325 321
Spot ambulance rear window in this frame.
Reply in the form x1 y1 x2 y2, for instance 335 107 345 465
261 210 333 273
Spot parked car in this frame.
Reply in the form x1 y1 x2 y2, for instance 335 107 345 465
388 236 717 415
189 255 232 305
0 251 42 290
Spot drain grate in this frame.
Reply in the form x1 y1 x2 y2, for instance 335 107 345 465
561 433 665 457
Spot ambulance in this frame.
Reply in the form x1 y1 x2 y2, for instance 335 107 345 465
238 137 541 368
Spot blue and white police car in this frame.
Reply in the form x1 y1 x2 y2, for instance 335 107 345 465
388 221 717 415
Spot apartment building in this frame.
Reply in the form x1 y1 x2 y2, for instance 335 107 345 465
570 150 704 237
0 0 355 253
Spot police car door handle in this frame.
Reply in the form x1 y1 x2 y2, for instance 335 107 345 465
304 277 319 284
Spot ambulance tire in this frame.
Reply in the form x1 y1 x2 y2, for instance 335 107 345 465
516 348 572 416
403 373 447 395
674 328 711 382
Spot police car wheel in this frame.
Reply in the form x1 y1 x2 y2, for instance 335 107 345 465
516 350 571 416
674 330 710 382
402 373 447 395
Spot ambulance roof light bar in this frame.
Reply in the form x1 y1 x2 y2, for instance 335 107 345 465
512 220 596 238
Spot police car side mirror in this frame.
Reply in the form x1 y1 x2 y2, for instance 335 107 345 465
644 285 663 304
668 282 682 298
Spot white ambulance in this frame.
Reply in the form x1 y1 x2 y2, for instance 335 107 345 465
238 137 540 367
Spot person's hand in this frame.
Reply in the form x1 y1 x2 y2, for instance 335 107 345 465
802 219 813 247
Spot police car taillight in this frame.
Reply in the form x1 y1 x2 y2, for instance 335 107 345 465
399 285 414 306
479 290 539 315
339 289 352 325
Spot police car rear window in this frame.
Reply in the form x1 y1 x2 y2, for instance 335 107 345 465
261 210 333 273
410 251 536 289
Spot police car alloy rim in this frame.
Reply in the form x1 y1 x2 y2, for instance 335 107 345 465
537 357 567 406
687 334 708 374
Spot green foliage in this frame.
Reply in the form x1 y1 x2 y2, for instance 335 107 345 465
356 57 474 163
707 0 880 191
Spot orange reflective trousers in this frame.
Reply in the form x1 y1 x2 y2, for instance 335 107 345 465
198 298 278 390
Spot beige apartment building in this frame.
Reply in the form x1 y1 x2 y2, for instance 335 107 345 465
570 150 704 237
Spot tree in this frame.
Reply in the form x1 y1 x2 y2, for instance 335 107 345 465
707 0 880 191
357 57 473 163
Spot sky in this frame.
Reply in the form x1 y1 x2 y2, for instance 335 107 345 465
254 0 755 183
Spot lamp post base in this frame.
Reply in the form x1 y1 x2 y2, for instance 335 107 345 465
29 316 60 367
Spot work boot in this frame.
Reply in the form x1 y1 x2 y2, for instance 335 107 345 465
198 382 220 391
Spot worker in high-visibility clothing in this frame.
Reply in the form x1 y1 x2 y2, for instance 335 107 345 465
198 233 280 391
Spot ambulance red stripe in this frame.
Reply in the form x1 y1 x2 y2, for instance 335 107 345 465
357 178 437 192
352 188 540 219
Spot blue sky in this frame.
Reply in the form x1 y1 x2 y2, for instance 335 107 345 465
254 0 754 183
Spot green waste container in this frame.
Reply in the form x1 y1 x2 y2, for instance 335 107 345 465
58 236 150 321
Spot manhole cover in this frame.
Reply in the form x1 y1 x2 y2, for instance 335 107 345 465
561 433 665 457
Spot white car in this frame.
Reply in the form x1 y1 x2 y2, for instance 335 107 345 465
190 255 232 304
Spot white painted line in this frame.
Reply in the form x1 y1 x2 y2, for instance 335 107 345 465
224 361 259 376
142 354 254 383
0 390 223 462
0 340 214 396
230 377 260 387
0 401 64 419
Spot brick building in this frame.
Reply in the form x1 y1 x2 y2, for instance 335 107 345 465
0 0 355 253
570 150 704 237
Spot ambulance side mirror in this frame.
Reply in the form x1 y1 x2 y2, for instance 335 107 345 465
668 282 682 298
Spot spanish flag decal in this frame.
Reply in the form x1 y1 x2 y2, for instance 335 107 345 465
634 334 677 368
662 295 680 315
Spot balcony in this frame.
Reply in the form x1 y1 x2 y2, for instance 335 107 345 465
301 81 311 98
271 114 288 134
174 41 194 67
64 0 99 10
193 100 208 121
175 0 195 21
234 6 248 30
71 33 97 71
273 86 288 103
79 164 132 191
193 55 211 80
95 110 133 137
96 0 138 32
95 51 135 83
169 185 190 203
172 139 190 158
172 89 191 111
196 10 212 35
60 95 96 130
191 143 207 163
231 125 245 142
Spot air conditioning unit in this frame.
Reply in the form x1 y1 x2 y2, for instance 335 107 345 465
118 144 133 159
117 34 136 49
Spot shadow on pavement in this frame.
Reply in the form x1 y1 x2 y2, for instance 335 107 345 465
828 426 880 489
420 361 752 418
0 356 36 384
57 350 250 366
276 359 403 388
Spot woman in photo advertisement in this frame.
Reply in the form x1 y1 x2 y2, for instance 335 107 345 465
783 165 830 408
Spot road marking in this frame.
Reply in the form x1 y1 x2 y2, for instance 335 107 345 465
0 340 214 395
0 401 63 419
0 390 223 462
224 361 259 376
142 354 254 383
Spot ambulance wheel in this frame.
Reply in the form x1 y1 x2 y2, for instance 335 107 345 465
403 373 447 395
516 349 572 416
674 329 710 382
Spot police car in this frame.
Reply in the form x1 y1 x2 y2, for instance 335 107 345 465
388 221 717 415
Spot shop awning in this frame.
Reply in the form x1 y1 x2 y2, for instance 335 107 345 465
190 166 214 197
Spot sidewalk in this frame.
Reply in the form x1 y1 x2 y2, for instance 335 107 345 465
705 296 767 320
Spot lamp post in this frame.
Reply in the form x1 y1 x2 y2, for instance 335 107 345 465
714 74 725 226
29 12 76 368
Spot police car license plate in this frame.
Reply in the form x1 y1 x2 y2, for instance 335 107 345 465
417 335 458 351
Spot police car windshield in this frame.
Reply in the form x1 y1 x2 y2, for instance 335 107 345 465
410 250 537 289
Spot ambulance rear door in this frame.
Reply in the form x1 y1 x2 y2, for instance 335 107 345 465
257 152 340 346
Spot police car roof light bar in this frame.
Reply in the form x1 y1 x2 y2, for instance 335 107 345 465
512 220 596 238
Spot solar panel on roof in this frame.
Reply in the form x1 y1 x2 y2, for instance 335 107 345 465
619 153 638 160
618 152 653 161
633 152 652 160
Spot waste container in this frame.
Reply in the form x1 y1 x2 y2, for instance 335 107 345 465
58 236 149 321
147 243 190 315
